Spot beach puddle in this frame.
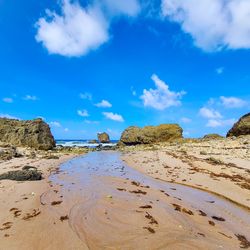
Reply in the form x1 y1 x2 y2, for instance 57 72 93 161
48 151 250 250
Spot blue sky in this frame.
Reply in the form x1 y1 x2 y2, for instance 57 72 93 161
0 0 249 139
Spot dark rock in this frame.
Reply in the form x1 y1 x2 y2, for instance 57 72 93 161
119 124 183 146
0 118 55 150
227 113 250 137
0 169 42 181
97 132 110 143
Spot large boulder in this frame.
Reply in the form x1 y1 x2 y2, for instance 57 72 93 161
227 113 250 137
119 124 183 146
97 132 110 143
0 118 55 150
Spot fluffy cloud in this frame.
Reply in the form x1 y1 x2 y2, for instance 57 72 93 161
103 112 124 122
220 96 247 108
36 0 140 57
80 92 92 100
0 113 19 119
140 74 186 110
23 95 38 101
206 118 236 128
161 0 250 51
36 1 109 57
50 121 61 127
77 109 89 117
2 97 13 103
199 107 222 119
95 100 112 108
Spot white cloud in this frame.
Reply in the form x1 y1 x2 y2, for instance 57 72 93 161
216 67 224 75
0 113 19 120
220 96 247 108
23 95 38 101
206 118 236 128
2 97 13 103
140 74 186 110
36 1 109 57
161 0 250 51
79 92 92 100
64 128 69 132
199 107 222 119
103 112 124 122
180 117 191 123
35 0 140 57
77 109 89 117
50 121 61 127
95 100 112 108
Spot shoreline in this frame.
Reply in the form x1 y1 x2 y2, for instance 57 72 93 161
121 138 250 211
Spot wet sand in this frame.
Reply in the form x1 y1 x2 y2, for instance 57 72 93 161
47 152 250 249
0 153 87 250
1 150 250 249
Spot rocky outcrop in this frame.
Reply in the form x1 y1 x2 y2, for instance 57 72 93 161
88 140 98 144
203 134 224 140
98 132 110 143
0 118 55 150
227 113 250 137
119 124 183 146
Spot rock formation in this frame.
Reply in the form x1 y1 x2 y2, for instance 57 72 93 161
97 132 110 143
227 113 250 137
88 140 98 144
203 134 224 140
119 124 183 146
0 118 55 150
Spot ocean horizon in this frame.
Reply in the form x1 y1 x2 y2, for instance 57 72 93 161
56 139 118 148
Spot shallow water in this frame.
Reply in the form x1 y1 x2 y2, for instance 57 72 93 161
50 151 250 250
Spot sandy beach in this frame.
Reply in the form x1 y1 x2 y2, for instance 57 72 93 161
0 140 250 249
122 137 250 210
0 149 88 250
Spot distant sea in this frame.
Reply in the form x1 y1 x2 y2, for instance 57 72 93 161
56 139 118 148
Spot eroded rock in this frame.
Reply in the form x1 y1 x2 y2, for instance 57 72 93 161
0 118 55 150
119 124 183 146
98 132 110 143
227 113 250 137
